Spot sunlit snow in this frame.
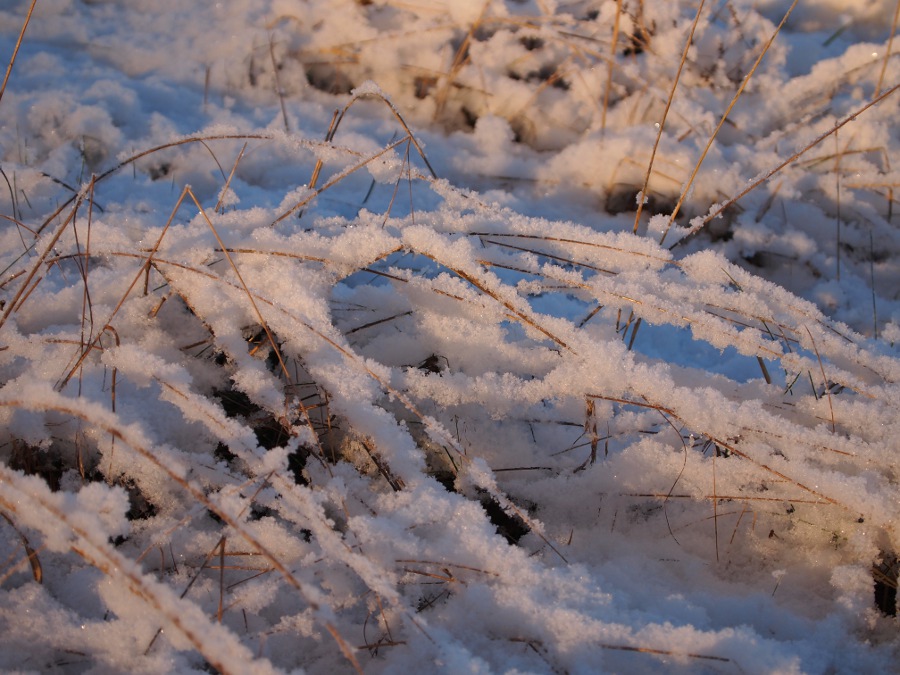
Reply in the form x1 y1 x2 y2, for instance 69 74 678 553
0 1 899 673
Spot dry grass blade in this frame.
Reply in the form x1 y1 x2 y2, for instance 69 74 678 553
804 326 836 434
268 32 290 132
599 641 729 663
660 0 799 245
0 394 363 673
0 510 42 583
876 0 900 97
600 0 623 133
215 142 248 213
416 250 574 353
145 533 229 655
586 394 844 508
683 81 900 242
433 1 491 120
271 136 412 226
0 467 276 675
100 324 120 478
308 109 341 190
481 237 617 275
0 187 86 331
76 178 97 376
187 188 293 388
633 0 706 233
54 184 187 391
0 0 37 108
308 88 437 195
469 231 678 267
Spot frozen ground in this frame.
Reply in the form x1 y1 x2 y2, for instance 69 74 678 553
0 0 899 673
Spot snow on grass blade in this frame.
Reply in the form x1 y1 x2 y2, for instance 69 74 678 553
2 1 900 672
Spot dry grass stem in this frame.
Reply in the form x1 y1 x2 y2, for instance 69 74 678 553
877 0 900 97
601 0 623 133
660 0 799 244
0 0 37 108
683 81 900 242
633 0 706 233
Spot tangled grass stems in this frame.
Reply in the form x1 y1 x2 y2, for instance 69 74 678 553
660 0 800 245
3 5 900 669
0 393 364 673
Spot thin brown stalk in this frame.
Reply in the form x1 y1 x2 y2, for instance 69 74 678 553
396 559 499 576
712 451 719 562
433 1 491 119
218 537 226 623
679 81 900 243
650 402 689 546
876 0 900 97
416 251 574 353
187 188 295 392
361 439 406 491
144 534 220 654
219 247 334 265
660 0 799 245
309 109 341 190
76 178 98 389
626 493 828 504
215 142 248 213
469 231 677 266
601 0 622 132
633 0 706 233
626 316 641 350
587 394 843 507
382 138 413 226
804 326 836 434
101 324 120 479
375 593 394 644
0 0 37 108
55 185 189 392
0 198 82 331
0 510 42 583
481 238 617 275
344 311 413 336
730 502 751 544
585 397 598 465
146 253 563 564
834 132 842 280
271 136 412 226
599 642 729 663
268 33 290 132
198 140 228 183
0 400 363 674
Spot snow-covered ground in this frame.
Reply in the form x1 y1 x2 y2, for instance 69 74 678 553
0 0 899 672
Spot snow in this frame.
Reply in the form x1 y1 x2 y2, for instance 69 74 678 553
1 0 899 673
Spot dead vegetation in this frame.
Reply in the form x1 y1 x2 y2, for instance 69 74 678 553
1 0 899 672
